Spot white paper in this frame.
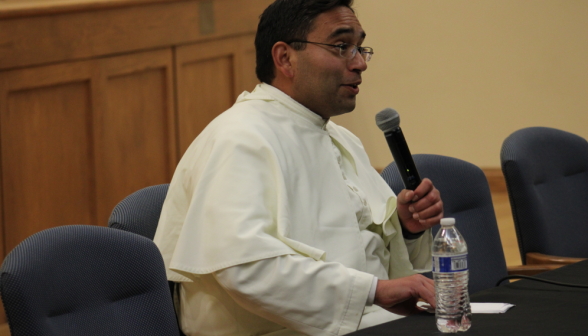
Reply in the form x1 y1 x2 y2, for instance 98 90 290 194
416 302 515 314
470 302 515 314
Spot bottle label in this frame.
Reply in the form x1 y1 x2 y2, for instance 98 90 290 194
432 253 468 273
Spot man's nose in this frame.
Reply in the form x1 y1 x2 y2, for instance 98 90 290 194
349 50 368 72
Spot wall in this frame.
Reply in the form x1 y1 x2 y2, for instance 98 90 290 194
333 0 588 170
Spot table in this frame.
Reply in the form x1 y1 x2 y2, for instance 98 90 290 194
352 260 588 335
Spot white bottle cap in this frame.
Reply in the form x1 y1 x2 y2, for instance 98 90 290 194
440 218 456 226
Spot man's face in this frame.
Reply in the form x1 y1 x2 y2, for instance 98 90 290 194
290 6 367 119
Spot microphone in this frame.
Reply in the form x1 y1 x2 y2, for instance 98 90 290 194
375 108 422 191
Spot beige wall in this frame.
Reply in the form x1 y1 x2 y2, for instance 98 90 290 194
333 0 588 170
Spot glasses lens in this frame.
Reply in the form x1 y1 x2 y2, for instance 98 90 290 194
339 45 372 62
340 46 356 59
360 47 373 62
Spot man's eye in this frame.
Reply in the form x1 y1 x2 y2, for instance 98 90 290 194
336 44 350 51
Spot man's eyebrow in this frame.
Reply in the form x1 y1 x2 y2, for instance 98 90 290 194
328 27 366 40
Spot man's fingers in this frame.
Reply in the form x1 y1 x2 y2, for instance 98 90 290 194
424 279 436 304
413 213 444 229
399 178 435 205
413 200 444 220
413 178 434 199
397 189 414 205
418 277 436 306
409 188 441 213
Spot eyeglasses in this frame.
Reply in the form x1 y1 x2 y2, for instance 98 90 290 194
287 40 374 62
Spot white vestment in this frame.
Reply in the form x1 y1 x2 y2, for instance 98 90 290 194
154 83 432 336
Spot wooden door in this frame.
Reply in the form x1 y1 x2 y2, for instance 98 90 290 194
175 34 259 155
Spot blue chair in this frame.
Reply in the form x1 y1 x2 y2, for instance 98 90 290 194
0 225 180 336
381 154 509 293
109 184 186 336
108 184 170 240
501 127 588 265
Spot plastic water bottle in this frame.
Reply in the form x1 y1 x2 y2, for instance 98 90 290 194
432 218 472 333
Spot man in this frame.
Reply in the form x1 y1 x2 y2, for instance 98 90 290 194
154 0 443 335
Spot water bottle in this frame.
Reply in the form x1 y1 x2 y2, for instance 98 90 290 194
432 218 472 333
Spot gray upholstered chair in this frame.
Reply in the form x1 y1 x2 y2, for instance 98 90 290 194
108 184 170 240
108 184 186 336
0 225 180 336
501 127 588 266
382 154 521 293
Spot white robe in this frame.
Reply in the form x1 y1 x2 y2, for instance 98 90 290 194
154 83 432 335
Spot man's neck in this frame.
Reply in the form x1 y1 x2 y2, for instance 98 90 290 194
268 81 330 121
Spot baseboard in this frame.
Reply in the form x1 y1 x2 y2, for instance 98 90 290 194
0 323 9 336
482 168 508 193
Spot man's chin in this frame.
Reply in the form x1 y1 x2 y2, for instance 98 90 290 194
340 99 357 114
331 104 356 117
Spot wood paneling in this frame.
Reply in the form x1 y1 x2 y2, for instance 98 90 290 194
0 0 267 329
0 63 96 254
0 0 272 71
0 49 176 248
95 50 176 226
176 34 258 154
240 35 260 95
0 62 96 326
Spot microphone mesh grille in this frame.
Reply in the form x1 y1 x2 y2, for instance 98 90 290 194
375 108 400 133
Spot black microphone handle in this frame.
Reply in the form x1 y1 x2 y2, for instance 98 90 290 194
384 127 422 191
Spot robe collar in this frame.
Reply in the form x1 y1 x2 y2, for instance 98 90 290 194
237 83 329 130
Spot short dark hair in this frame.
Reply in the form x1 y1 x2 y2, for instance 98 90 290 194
255 0 354 84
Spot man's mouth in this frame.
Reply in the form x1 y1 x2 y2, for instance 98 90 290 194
342 83 361 94
343 81 361 88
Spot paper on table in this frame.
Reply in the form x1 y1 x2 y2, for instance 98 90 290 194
471 302 515 314
416 302 515 314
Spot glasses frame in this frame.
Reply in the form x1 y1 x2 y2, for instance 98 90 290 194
287 40 374 62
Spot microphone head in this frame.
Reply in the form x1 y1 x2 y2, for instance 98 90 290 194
375 108 400 133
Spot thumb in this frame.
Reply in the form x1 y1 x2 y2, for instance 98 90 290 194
397 189 414 205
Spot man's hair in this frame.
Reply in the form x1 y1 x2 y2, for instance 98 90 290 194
255 0 354 84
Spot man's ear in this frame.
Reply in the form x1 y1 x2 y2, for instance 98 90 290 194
272 42 296 79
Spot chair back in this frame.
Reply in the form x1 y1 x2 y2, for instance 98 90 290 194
381 154 508 293
108 184 185 336
109 184 170 240
0 225 180 336
501 127 588 261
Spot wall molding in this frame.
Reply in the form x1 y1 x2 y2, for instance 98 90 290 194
482 168 508 193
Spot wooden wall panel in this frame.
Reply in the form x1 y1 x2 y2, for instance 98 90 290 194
176 34 258 154
239 35 260 95
94 50 176 226
0 0 267 331
0 0 273 71
177 55 234 154
0 48 176 252
0 61 96 327
0 63 96 255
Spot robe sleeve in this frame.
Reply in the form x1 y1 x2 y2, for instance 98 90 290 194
403 230 433 272
214 254 374 336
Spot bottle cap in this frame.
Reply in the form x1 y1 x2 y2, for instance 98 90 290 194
440 218 455 226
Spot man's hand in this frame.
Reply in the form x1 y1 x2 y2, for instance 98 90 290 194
374 275 436 316
397 178 443 234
